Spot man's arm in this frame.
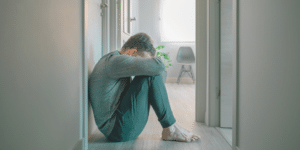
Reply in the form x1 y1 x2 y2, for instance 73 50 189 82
106 54 165 79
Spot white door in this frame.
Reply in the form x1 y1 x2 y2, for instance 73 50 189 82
117 0 133 50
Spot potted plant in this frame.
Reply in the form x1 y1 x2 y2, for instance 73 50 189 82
156 45 172 83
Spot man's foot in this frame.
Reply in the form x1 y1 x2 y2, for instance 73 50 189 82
161 123 201 142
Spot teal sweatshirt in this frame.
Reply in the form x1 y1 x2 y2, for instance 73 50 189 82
88 50 165 137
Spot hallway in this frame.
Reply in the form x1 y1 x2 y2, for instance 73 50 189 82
88 83 231 150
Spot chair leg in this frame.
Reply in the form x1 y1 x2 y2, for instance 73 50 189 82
189 65 195 83
186 65 193 79
183 65 195 83
177 65 185 84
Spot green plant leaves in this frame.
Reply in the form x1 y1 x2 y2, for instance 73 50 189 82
156 45 165 51
163 54 169 60
155 45 171 68
156 45 165 50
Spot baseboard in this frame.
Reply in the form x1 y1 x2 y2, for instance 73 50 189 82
166 77 195 84
72 139 83 150
235 146 241 150
88 103 98 140
215 127 232 147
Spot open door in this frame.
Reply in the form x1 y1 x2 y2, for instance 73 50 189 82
117 0 133 49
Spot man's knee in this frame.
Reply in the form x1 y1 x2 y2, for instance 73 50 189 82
133 75 163 85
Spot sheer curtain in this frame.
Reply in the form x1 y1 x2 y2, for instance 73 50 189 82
160 0 195 42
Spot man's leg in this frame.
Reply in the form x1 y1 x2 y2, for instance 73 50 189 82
148 75 177 128
107 75 176 142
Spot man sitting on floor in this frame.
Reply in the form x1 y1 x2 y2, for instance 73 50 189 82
88 32 200 142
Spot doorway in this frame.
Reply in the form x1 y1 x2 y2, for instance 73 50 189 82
83 0 237 149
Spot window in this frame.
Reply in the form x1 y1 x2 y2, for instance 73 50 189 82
160 0 195 42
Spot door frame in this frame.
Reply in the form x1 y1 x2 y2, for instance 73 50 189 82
232 0 239 149
109 0 118 52
196 0 239 149
203 0 221 127
195 0 221 127
81 0 239 149
117 0 132 50
81 0 88 149
102 0 110 55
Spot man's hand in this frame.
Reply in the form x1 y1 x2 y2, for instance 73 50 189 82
120 48 137 56
120 48 154 58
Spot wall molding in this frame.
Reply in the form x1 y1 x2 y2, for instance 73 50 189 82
232 0 239 149
81 0 88 149
166 77 195 84
72 139 83 150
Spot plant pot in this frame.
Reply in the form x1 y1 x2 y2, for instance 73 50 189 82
161 71 167 83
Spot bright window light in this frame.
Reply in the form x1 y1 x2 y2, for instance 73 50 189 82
160 0 195 42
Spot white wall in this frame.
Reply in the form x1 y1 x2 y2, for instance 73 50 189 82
138 0 196 81
85 0 103 139
237 1 300 149
0 0 82 150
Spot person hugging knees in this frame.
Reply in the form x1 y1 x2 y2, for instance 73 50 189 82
119 32 156 59
88 32 200 142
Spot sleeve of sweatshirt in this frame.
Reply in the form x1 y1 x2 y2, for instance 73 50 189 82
106 54 166 79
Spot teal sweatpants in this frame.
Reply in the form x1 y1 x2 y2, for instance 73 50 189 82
107 75 176 142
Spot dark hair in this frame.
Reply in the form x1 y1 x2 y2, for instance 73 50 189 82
121 32 156 56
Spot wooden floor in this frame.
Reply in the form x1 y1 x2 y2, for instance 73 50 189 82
88 83 231 150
